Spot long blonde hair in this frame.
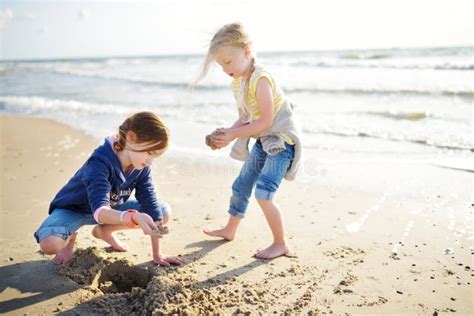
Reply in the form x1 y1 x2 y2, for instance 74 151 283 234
191 22 254 87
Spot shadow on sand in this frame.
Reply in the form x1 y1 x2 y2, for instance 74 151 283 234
0 259 81 314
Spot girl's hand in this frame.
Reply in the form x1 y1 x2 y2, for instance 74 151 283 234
153 253 185 266
212 128 235 148
205 128 225 150
205 134 217 150
133 212 159 236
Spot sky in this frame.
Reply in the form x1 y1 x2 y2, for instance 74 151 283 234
0 0 473 60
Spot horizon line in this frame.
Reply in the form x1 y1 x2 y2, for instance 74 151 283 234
1 45 472 63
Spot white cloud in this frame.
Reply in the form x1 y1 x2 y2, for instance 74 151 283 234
18 13 36 20
0 8 13 30
78 9 89 21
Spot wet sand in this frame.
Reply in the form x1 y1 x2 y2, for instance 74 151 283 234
0 115 472 314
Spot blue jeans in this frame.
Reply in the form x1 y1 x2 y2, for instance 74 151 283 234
33 199 147 243
228 139 295 218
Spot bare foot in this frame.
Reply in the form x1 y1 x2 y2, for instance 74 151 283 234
92 225 128 252
203 227 235 241
52 233 77 265
254 243 289 259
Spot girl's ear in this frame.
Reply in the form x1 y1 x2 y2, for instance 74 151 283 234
126 130 138 143
243 46 251 58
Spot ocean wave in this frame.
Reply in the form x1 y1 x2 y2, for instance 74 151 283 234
2 95 471 155
0 67 12 75
432 158 474 173
0 95 233 125
288 60 474 71
16 64 473 97
18 65 229 92
339 52 392 60
365 111 430 121
284 87 474 97
435 64 474 71
11 58 473 98
361 111 468 124
0 95 141 116
302 128 473 152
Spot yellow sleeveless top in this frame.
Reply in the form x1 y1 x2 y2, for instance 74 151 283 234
230 65 294 144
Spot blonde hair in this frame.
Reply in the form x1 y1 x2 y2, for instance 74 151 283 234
114 111 169 152
191 22 255 87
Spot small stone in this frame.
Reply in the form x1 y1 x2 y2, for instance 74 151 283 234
444 248 454 255
396 290 403 294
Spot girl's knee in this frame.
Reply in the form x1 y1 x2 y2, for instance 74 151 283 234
162 210 171 224
231 178 242 193
39 236 66 255
256 176 279 193
256 197 276 209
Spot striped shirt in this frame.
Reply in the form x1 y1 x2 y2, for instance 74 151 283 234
230 65 294 144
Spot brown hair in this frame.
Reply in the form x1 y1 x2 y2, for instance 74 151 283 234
114 111 169 152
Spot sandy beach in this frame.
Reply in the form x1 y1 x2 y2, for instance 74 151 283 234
0 115 472 315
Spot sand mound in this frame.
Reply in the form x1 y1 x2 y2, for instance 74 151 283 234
59 247 325 314
60 248 230 314
92 276 187 315
58 247 105 285
91 273 251 314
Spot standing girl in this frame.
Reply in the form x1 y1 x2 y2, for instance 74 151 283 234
34 111 184 266
193 22 302 259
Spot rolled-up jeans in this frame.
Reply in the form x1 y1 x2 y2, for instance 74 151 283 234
33 199 167 243
228 139 294 218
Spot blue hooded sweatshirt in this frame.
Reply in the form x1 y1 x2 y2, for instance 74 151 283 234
48 138 168 222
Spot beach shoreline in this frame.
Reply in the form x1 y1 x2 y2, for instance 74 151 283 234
0 115 472 314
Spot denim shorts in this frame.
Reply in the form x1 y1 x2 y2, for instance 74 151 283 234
228 139 295 218
34 199 146 243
